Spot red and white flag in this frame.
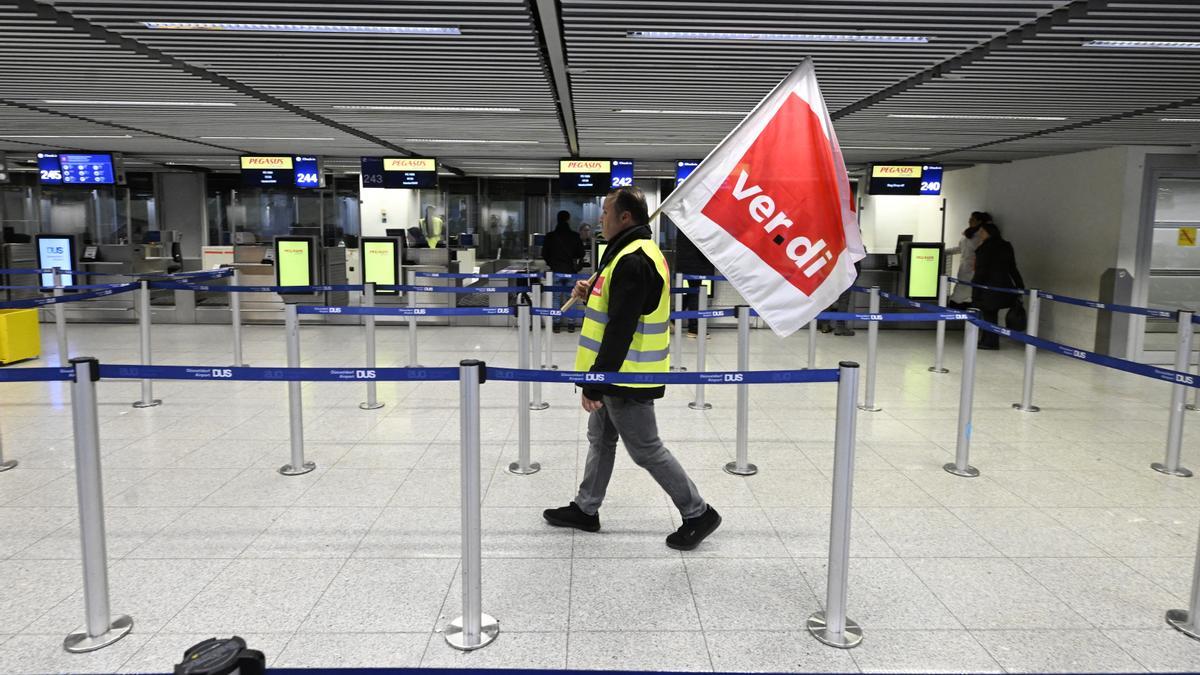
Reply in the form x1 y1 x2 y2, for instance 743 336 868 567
659 59 864 338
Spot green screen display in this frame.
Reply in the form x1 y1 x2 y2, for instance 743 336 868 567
362 239 398 295
907 246 941 299
276 239 312 287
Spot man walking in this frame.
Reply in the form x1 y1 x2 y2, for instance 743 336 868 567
542 187 721 550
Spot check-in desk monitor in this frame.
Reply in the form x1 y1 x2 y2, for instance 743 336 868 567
361 237 401 296
274 236 316 292
35 234 76 289
899 242 944 301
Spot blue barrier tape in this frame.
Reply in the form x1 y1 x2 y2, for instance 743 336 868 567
530 307 585 318
136 269 234 281
150 282 364 293
672 308 738 320
299 305 514 317
850 285 873 294
0 367 75 382
876 289 948 313
414 271 538 280
0 283 140 309
378 284 530 294
819 311 971 322
487 366 839 385
972 318 1199 388
948 277 1025 295
0 283 136 291
1035 291 1177 320
554 273 591 281
97 364 460 382
681 274 726 282
670 286 701 294
540 285 576 293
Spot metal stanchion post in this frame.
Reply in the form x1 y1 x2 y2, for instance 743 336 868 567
945 314 981 478
543 271 557 370
230 268 246 367
509 304 541 475
689 288 712 410
132 279 161 408
1153 310 1194 477
807 319 817 370
280 304 315 476
671 273 686 371
1165 518 1200 641
858 286 881 412
445 359 499 650
530 280 549 410
807 361 862 649
1013 288 1042 412
63 357 133 653
1188 358 1199 411
724 306 757 476
360 282 384 410
406 270 422 367
53 267 69 366
0 416 16 471
928 275 949 374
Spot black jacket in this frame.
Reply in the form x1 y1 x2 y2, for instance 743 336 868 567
674 230 714 276
541 223 585 274
581 224 666 401
971 238 1024 311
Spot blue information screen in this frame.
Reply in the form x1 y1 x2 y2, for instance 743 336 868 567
59 154 116 185
360 157 385 187
37 153 62 185
293 156 321 188
610 160 634 189
675 160 700 187
919 164 943 196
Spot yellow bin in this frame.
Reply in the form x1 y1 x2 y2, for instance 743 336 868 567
0 309 41 365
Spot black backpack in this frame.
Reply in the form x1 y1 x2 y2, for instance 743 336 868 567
175 636 265 675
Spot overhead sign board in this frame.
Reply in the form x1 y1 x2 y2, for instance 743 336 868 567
361 156 438 188
37 152 119 185
241 155 322 188
867 163 943 196
560 159 612 192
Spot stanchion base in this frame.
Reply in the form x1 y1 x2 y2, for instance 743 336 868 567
359 402 386 411
670 366 689 372
63 614 133 653
856 405 882 413
0 459 17 472
688 402 713 411
1012 403 1041 413
506 461 541 476
1151 462 1193 478
927 367 949 374
132 399 162 409
529 402 550 411
806 611 862 649
279 461 316 476
1165 609 1200 641
723 461 758 476
1187 404 1198 412
444 613 500 651
943 462 981 478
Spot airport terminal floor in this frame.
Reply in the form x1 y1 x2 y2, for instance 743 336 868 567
2 321 1199 673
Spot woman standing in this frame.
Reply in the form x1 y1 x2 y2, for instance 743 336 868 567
971 221 1024 350
947 212 988 308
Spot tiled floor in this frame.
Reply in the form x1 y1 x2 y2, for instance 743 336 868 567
1 318 1199 673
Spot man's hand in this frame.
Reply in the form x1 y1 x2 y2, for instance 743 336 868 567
581 393 604 412
572 279 590 301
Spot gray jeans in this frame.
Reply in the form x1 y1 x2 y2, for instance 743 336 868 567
575 396 707 519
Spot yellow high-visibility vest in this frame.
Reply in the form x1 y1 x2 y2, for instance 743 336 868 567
574 237 671 386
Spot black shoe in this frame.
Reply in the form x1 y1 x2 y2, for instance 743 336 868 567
543 502 600 532
834 327 855 337
567 324 575 333
553 325 562 334
978 343 1000 351
666 505 721 551
819 324 834 334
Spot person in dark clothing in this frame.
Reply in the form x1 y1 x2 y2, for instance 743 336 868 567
542 210 585 332
674 228 715 336
971 221 1024 350
543 187 720 551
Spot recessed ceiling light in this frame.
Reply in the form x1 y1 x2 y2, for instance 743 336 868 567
1083 40 1200 49
628 30 928 44
1160 118 1200 122
615 109 748 116
887 114 1067 121
44 99 236 107
841 146 933 150
334 105 520 112
0 134 133 138
404 139 539 144
198 136 335 140
603 142 714 146
142 22 460 35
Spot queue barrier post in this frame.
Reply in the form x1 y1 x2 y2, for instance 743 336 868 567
724 305 757 476
1013 288 1042 413
671 273 687 372
689 289 712 410
858 286 881 412
279 304 315 476
508 304 540 476
1165 517 1200 642
543 271 557 370
1153 309 1194 478
230 268 246 367
63 357 133 653
132 279 161 409
406 270 422 367
807 360 862 649
1188 364 1199 411
359 282 384 410
945 313 981 478
53 267 70 366
928 275 949 374
445 359 500 650
807 319 817 370
529 279 549 411
0 409 16 471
